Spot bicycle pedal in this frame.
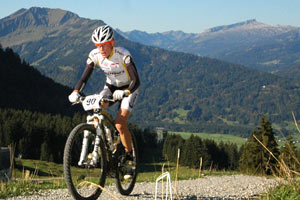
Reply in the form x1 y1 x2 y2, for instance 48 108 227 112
78 160 87 168
124 174 133 180
78 164 86 168
89 160 97 167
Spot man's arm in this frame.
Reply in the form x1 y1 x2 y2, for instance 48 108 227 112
124 55 140 94
74 62 95 92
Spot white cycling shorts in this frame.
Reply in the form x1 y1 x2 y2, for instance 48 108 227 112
99 86 138 112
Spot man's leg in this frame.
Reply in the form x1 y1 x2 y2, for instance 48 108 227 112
115 108 132 153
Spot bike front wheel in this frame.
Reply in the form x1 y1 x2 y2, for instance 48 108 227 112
115 132 139 195
63 123 107 200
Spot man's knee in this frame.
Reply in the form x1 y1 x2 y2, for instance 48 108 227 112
115 121 127 133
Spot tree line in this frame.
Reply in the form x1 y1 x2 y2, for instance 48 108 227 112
162 133 240 170
1 107 300 175
0 107 240 170
0 108 162 164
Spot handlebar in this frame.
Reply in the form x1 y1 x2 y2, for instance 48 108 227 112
73 95 115 105
72 93 129 108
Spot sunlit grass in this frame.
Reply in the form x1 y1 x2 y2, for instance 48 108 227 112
261 180 300 200
170 131 247 148
0 158 240 199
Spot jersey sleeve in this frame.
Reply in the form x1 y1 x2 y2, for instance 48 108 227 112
74 63 94 92
86 49 98 66
74 50 97 92
123 55 140 93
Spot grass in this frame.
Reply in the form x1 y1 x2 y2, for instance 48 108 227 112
0 159 66 198
137 162 239 182
162 109 189 124
0 177 66 198
0 158 238 199
258 112 300 199
169 131 247 148
261 180 300 199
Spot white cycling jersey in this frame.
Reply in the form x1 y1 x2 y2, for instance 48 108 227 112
87 47 132 88
74 45 140 112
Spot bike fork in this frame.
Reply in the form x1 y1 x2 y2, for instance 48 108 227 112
91 127 102 166
78 130 90 166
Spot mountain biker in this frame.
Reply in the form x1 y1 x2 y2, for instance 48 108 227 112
68 25 140 179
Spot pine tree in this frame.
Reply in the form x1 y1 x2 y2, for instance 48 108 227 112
217 141 229 169
225 143 239 170
239 116 279 175
163 134 184 163
260 117 280 174
204 139 219 169
194 137 210 169
181 135 194 167
181 135 201 168
40 142 50 161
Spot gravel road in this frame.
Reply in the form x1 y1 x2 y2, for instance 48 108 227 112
5 174 282 200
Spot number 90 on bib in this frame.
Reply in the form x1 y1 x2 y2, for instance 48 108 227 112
82 95 102 111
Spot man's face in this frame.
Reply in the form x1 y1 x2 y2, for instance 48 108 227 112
96 41 114 58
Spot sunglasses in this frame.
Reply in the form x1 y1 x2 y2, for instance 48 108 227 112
94 40 114 47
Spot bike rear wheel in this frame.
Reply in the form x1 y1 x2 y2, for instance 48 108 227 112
64 123 107 200
115 132 138 195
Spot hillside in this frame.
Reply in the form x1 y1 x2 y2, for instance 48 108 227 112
1 8 300 136
274 62 300 81
117 19 300 72
0 46 75 115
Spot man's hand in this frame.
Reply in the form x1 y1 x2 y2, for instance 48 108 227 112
68 91 80 103
113 90 125 100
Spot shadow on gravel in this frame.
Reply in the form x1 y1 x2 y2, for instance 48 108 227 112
130 193 257 200
179 195 259 200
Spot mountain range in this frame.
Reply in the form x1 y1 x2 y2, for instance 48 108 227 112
117 19 300 73
1 7 300 136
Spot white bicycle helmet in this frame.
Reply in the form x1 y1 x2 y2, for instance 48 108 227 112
91 25 114 45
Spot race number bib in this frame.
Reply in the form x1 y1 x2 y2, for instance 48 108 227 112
82 95 102 111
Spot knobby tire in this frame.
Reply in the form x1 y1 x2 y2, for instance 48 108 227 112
63 123 107 200
115 132 139 195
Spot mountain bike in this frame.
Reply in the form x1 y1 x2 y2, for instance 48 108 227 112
63 94 138 200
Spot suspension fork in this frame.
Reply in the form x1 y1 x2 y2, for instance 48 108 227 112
78 129 90 166
78 115 103 167
91 116 105 166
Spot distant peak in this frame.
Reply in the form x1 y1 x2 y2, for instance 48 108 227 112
2 7 79 28
0 7 81 38
28 7 49 12
242 19 257 24
9 8 27 16
204 19 267 33
163 30 185 34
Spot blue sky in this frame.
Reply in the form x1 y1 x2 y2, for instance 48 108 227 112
1 0 300 33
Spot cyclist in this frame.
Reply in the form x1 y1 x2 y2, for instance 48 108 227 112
68 25 140 179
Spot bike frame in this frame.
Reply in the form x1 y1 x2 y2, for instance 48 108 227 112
78 107 120 168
